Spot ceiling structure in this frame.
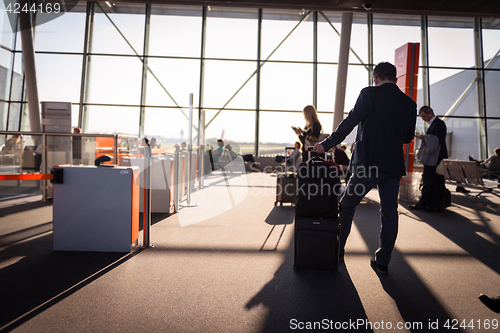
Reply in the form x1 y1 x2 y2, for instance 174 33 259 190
110 0 500 18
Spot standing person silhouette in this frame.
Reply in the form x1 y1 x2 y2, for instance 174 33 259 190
313 62 417 274
292 105 322 161
409 106 448 212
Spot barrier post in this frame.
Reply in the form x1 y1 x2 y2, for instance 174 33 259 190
113 134 119 165
199 110 206 188
142 145 153 248
173 145 179 212
182 93 198 208
42 134 48 202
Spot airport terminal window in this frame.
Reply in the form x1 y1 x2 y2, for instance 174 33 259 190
259 111 304 146
149 5 202 58
318 12 369 66
1 4 499 159
0 47 13 101
203 59 256 110
87 55 143 105
345 64 371 110
317 13 342 64
92 10 146 56
35 53 82 103
260 62 313 111
481 26 500 63
317 63 337 111
486 120 500 154
427 17 475 68
143 107 195 144
444 117 482 160
33 12 86 53
7 102 21 131
206 7 258 61
145 58 200 108
428 68 480 118
0 102 7 130
86 105 139 135
373 14 421 68
204 109 255 145
485 69 500 118
0 10 15 50
261 9 313 63
10 53 24 103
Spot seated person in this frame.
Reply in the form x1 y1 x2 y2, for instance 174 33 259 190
211 139 224 163
225 144 238 160
1 134 21 165
275 141 301 166
481 148 500 172
150 137 160 149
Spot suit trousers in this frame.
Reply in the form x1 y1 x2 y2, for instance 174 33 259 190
339 170 401 266
418 164 440 208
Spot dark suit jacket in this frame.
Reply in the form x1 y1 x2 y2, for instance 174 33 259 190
425 117 448 164
322 83 417 176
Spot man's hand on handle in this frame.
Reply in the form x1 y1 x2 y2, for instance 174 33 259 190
313 142 325 153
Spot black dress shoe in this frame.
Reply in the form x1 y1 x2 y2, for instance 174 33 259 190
409 204 425 210
478 294 500 313
370 258 388 274
456 186 470 193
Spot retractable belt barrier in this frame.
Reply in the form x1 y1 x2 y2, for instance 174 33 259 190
0 168 63 183
0 174 53 181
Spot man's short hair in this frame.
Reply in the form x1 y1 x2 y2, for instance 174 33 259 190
495 147 500 156
373 62 397 81
419 106 434 115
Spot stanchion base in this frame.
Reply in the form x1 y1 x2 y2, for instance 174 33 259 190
140 244 154 249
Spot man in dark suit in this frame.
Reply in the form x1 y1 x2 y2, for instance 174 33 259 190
409 106 448 212
313 62 416 274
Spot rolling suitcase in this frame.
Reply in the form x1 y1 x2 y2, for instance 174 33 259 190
294 148 341 272
294 216 341 272
275 147 298 206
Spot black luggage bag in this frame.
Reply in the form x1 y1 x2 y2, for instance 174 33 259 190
294 216 341 272
293 149 342 272
437 174 451 209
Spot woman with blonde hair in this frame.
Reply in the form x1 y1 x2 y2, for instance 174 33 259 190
292 105 322 161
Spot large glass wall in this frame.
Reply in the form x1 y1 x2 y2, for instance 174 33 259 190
2 2 500 159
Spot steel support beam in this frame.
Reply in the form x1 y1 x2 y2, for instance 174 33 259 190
333 12 353 130
19 0 41 133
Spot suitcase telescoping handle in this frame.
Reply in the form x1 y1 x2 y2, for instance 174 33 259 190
284 147 296 173
307 146 328 161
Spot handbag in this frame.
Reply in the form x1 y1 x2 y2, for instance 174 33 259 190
304 133 329 148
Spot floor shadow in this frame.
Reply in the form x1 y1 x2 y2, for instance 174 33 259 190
406 199 500 275
0 199 51 218
246 233 373 332
265 206 295 225
0 233 138 332
138 212 171 232
354 197 466 332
